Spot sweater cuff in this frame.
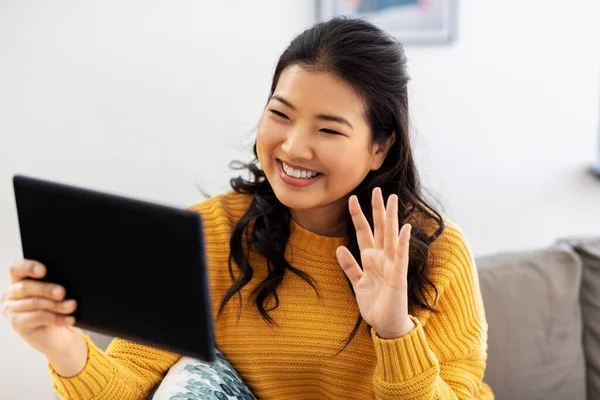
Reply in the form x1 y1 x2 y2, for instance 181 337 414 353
48 333 115 399
371 315 438 382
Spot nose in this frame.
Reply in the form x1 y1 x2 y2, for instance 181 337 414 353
280 127 314 161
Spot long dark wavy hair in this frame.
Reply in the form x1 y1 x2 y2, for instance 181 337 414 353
218 17 445 351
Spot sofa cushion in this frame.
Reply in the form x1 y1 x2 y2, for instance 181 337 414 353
475 247 585 400
557 238 600 400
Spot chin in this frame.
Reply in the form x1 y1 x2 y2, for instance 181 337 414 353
271 185 322 211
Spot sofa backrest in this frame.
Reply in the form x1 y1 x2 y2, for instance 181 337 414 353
557 238 600 400
476 246 586 400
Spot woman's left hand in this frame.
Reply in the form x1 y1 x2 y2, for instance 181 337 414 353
336 187 415 340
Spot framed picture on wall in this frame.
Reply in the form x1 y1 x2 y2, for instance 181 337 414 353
318 0 458 45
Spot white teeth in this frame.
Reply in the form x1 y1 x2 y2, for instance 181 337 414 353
281 161 319 179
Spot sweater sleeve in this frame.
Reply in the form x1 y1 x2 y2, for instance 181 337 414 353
49 334 180 399
371 223 493 400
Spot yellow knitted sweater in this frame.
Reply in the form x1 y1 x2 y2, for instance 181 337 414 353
49 191 493 399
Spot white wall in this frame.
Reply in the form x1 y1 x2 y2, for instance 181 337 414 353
0 1 599 398
407 2 600 256
0 1 316 398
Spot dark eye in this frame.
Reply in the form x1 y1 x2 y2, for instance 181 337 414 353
269 109 289 120
320 128 342 135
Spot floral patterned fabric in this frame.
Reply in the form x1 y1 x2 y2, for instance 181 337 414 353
151 349 256 400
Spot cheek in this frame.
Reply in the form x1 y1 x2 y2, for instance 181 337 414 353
256 116 275 163
321 142 372 175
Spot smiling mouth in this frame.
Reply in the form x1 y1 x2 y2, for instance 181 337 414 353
278 159 321 180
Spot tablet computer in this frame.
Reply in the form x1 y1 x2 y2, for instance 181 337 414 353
12 174 215 362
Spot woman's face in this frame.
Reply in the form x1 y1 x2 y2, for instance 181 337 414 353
256 64 391 215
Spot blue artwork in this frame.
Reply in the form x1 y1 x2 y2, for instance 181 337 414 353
355 0 420 14
319 0 456 44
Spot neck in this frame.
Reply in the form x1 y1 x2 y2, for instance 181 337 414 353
290 197 348 237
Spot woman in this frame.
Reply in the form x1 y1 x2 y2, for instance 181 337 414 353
1 17 493 399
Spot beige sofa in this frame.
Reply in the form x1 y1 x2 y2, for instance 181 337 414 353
478 238 599 400
86 238 600 400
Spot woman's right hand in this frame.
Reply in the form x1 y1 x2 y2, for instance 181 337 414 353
1 259 84 361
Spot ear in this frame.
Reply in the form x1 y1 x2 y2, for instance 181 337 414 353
370 132 396 171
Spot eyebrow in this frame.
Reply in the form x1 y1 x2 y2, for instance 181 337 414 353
271 94 354 130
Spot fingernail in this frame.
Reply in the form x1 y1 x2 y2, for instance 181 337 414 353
52 287 63 297
33 264 44 276
63 299 76 308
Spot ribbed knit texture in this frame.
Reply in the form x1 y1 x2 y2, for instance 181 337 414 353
49 191 494 399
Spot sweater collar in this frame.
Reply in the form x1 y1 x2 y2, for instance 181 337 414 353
288 218 348 257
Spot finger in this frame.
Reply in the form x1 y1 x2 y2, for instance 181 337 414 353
372 188 386 249
384 194 399 259
336 246 364 286
9 310 75 330
348 195 374 251
393 224 412 276
5 280 65 302
9 260 46 283
4 297 76 315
